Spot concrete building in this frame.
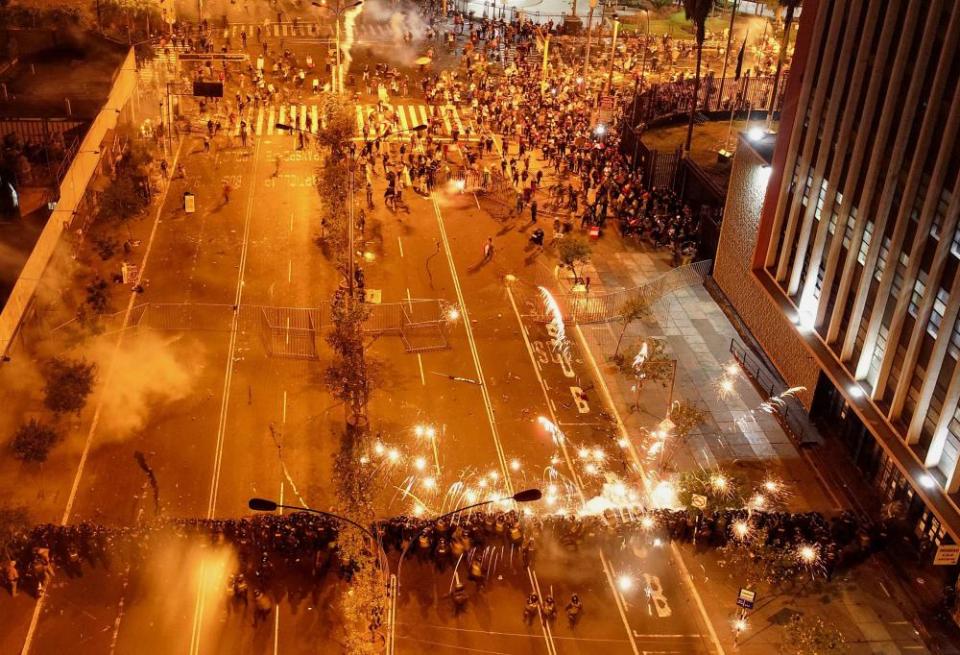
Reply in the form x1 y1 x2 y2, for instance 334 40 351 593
715 0 960 544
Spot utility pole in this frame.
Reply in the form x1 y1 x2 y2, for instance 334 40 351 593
583 0 597 78
606 15 619 95
717 0 739 107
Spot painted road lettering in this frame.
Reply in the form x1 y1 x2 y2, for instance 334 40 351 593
570 386 590 414
643 574 672 618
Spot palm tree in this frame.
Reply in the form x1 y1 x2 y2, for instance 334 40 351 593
767 0 801 123
683 0 713 155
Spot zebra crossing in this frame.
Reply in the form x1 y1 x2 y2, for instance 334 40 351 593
231 103 477 140
355 103 475 139
217 21 400 41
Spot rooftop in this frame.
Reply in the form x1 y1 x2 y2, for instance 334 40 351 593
0 32 127 119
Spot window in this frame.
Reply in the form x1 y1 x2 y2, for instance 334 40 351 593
949 316 960 361
908 272 927 318
868 323 889 388
931 189 951 239
876 236 892 281
928 287 949 338
858 219 874 266
842 209 857 250
815 181 829 220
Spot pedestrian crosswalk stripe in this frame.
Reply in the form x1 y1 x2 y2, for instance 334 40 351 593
448 105 464 134
205 21 322 39
241 103 477 138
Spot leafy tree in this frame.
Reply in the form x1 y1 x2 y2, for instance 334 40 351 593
557 236 592 284
613 295 652 358
316 101 357 153
668 399 706 439
677 467 745 511
683 0 713 154
86 277 110 314
324 288 374 429
10 419 62 463
780 613 848 655
42 356 97 415
615 337 674 389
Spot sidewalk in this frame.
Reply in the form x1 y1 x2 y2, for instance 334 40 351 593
566 234 932 654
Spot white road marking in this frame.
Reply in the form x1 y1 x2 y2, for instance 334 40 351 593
431 196 512 492
189 138 263 655
526 568 559 655
417 353 426 386
20 138 187 655
288 259 292 283
282 390 288 424
505 285 640 655
398 236 404 257
574 324 726 655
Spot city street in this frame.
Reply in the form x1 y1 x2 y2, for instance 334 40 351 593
0 1 951 654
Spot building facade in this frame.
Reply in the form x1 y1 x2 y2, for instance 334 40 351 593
719 0 960 544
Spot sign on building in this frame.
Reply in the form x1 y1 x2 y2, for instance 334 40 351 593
934 544 960 566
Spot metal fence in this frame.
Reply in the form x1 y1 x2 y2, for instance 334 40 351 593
728 338 823 446
542 259 712 324
260 306 321 360
624 74 787 130
92 299 450 355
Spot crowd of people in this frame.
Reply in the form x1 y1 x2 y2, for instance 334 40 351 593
1 506 881 607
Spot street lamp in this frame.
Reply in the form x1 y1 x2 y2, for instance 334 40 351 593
248 497 378 541
313 0 363 95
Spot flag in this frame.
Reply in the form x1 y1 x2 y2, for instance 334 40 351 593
734 37 746 80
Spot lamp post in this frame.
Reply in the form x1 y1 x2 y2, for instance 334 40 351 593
717 0 740 109
583 0 597 78
312 0 363 95
606 14 620 96
248 497 378 540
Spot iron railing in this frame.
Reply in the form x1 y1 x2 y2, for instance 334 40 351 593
728 338 823 446
541 260 712 324
91 299 451 355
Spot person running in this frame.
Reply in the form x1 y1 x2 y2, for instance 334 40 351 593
482 237 494 261
222 183 232 204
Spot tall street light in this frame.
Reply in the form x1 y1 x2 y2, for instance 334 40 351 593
606 13 620 97
248 497 378 540
313 0 363 94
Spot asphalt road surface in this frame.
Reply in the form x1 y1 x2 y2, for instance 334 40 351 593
0 8 720 655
